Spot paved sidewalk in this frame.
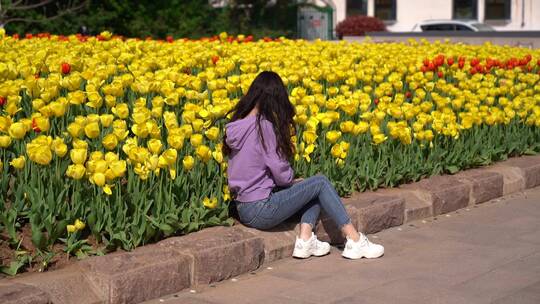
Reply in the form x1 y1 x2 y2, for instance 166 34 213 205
146 188 540 304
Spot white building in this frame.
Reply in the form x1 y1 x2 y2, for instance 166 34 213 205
322 0 540 31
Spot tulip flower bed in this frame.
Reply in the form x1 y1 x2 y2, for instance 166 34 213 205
0 31 540 275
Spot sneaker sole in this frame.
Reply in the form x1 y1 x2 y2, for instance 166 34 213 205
341 251 384 259
293 249 331 259
292 251 312 259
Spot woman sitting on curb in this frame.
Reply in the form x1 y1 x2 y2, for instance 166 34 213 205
222 71 384 260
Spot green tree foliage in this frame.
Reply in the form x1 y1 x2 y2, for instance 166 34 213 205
2 0 299 38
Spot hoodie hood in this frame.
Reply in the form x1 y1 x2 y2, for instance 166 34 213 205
225 115 259 151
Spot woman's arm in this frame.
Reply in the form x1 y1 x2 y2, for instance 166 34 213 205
260 120 294 187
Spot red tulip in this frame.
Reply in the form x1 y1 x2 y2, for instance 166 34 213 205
458 61 465 69
447 57 454 66
0 96 5 106
166 35 174 43
61 62 71 75
211 55 219 65
32 118 41 133
437 71 443 78
434 55 444 67
405 91 412 98
471 58 480 66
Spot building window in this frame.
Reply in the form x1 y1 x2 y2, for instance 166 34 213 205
374 0 396 21
485 0 510 20
453 0 478 20
347 0 368 16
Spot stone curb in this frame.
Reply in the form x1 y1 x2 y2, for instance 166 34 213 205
1 155 539 304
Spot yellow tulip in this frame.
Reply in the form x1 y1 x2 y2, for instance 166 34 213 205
204 127 220 141
84 122 100 139
203 197 218 209
91 172 106 187
93 159 109 173
167 132 184 150
66 164 86 180
67 122 84 138
325 130 341 144
190 133 203 147
192 119 204 132
74 219 85 231
109 160 127 178
0 116 12 133
372 134 388 145
424 130 434 141
102 134 118 150
353 121 369 135
212 150 223 163
100 114 114 127
52 138 68 157
70 148 87 165
196 145 212 162
10 156 26 169
66 225 77 233
161 148 177 166
8 122 26 139
89 151 104 161
147 138 163 155
339 121 355 133
302 130 317 144
29 145 53 165
0 135 11 148
183 155 195 171
104 152 119 163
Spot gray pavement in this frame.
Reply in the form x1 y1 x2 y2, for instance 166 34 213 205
145 188 540 304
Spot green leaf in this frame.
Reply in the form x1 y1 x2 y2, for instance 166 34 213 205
0 261 26 276
445 165 460 174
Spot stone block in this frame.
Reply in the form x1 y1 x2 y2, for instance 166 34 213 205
484 165 526 195
14 267 103 304
401 175 470 216
158 226 264 286
496 156 540 189
376 188 433 223
236 222 297 264
342 192 405 234
0 282 50 304
78 245 191 304
456 169 504 204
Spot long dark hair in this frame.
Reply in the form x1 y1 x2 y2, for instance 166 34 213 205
222 71 296 161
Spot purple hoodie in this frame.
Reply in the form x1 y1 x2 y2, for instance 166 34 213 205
225 115 294 203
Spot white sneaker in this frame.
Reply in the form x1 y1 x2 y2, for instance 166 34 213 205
292 232 331 259
342 233 384 259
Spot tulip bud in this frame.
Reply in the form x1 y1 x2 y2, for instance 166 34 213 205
183 155 195 171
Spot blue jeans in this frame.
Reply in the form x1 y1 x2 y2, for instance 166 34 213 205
235 175 352 230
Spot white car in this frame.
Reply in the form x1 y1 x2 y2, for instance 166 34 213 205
412 20 496 32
